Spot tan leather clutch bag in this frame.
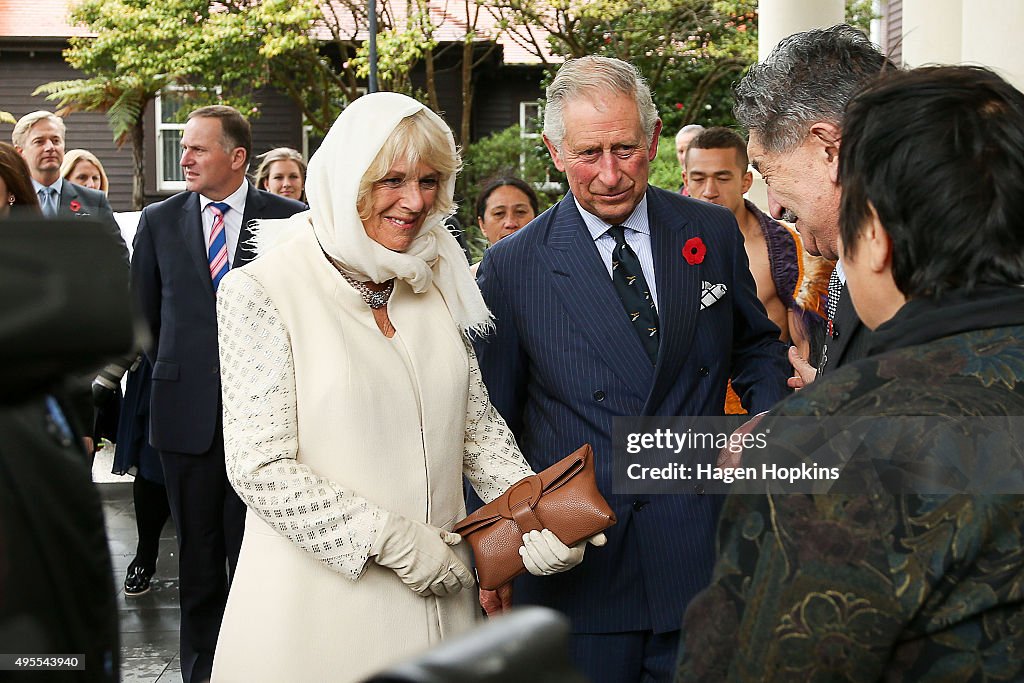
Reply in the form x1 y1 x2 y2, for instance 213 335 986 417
453 443 617 590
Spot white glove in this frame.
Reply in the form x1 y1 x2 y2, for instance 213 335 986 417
372 512 476 597
519 529 608 576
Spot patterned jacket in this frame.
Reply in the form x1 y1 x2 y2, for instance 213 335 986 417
678 289 1024 682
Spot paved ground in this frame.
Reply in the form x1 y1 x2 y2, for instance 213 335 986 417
94 450 182 682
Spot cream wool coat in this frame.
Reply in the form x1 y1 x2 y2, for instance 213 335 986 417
211 222 532 682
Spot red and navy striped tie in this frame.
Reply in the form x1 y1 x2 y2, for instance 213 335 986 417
208 202 230 290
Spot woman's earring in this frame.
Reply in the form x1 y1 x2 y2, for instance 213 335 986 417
7 195 13 206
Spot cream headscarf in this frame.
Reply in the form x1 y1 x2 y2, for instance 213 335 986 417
254 92 492 337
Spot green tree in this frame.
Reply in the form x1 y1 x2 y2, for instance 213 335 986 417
228 0 367 135
36 0 266 208
488 0 758 129
489 0 875 132
457 124 563 259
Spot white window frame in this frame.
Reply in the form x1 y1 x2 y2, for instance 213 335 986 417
155 88 188 192
519 100 544 174
519 100 542 139
301 123 322 161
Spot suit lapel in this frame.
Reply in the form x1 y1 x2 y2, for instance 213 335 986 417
235 184 263 267
829 283 860 367
644 188 700 413
538 196 654 399
181 193 214 294
58 182 79 216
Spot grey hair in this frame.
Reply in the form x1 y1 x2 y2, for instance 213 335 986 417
675 124 705 144
734 24 896 153
543 55 659 151
12 111 65 149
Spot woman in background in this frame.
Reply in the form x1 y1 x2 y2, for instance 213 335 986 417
61 149 109 194
470 176 538 275
254 147 306 202
0 142 41 217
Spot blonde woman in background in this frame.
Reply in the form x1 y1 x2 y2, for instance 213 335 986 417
61 148 109 194
253 146 306 202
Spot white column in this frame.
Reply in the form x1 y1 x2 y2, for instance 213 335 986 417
961 0 1024 92
900 0 962 67
747 0 843 212
758 0 845 60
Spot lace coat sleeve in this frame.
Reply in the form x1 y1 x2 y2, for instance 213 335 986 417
461 338 535 504
217 270 385 580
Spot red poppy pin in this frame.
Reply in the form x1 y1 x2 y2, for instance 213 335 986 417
69 200 81 212
682 237 706 265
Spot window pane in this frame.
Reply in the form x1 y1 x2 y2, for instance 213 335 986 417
160 93 186 124
162 130 184 182
521 101 542 138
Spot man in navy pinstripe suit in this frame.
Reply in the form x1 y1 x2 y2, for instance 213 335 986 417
474 56 790 682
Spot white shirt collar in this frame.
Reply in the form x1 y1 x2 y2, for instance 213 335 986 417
200 179 248 215
32 177 63 195
576 194 650 242
834 259 847 285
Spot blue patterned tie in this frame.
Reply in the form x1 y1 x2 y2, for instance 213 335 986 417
208 202 231 291
609 225 659 365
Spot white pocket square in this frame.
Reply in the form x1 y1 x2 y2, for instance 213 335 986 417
700 281 728 310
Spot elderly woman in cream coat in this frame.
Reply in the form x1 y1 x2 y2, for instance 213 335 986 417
210 93 604 682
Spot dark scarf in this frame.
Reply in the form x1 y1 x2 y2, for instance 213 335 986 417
868 286 1024 356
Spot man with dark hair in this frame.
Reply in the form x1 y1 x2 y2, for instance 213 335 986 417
131 104 305 683
685 127 831 415
678 65 1024 683
733 24 896 387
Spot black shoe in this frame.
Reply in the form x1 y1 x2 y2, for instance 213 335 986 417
124 561 154 597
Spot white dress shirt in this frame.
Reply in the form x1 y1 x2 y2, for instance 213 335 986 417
576 194 659 311
200 180 249 265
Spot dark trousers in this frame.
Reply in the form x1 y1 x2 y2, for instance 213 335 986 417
568 630 681 683
161 439 245 683
132 473 170 572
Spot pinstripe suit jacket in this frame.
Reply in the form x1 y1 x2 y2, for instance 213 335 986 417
474 187 790 634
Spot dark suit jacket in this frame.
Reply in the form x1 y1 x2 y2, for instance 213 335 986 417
54 181 128 434
131 184 305 454
59 180 115 220
818 281 873 375
474 187 790 634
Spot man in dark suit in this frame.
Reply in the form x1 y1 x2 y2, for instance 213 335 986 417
13 110 127 451
474 55 790 683
733 25 898 387
678 63 1024 683
131 105 304 683
13 111 120 230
